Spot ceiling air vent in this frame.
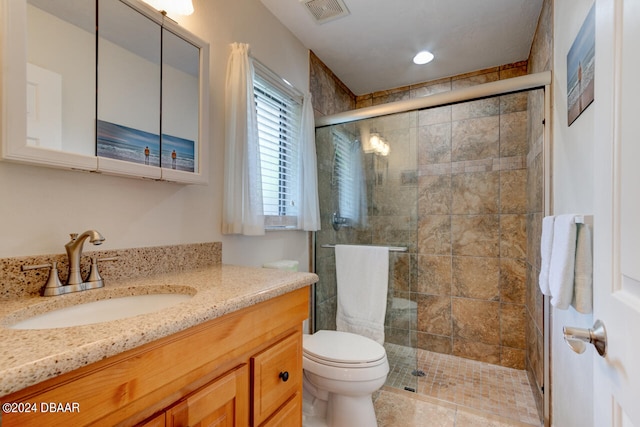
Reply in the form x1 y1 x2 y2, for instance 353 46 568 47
300 0 350 24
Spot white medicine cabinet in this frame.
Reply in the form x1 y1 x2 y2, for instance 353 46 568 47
0 0 209 184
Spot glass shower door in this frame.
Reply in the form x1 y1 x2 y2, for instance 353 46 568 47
313 110 419 392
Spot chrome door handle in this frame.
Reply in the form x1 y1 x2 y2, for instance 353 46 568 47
563 319 607 357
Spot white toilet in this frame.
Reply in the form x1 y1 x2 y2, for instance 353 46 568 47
302 330 389 427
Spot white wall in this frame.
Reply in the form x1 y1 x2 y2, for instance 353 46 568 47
551 1 595 426
0 0 312 272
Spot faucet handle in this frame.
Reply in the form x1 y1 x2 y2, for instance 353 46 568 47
21 263 54 271
42 261 64 296
22 262 64 296
86 257 103 288
85 256 118 289
69 233 78 241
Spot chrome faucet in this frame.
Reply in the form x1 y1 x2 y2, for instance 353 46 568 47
65 230 105 286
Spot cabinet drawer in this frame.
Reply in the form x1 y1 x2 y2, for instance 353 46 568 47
251 333 301 425
261 392 302 427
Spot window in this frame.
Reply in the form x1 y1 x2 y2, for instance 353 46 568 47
253 61 303 228
331 129 367 228
332 130 356 222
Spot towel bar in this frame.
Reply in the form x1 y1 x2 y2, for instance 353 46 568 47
321 244 408 252
574 215 593 225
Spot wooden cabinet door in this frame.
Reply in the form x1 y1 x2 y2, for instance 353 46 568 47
166 365 249 427
251 333 302 425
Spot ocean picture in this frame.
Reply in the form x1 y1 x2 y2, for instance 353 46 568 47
567 4 595 125
161 134 195 172
97 120 160 166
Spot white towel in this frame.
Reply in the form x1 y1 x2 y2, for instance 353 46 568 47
538 216 555 296
335 244 389 345
548 214 578 309
571 223 593 313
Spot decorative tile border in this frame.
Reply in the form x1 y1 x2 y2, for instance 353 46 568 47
419 156 526 177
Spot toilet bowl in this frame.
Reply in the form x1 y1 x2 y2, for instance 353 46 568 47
302 330 389 427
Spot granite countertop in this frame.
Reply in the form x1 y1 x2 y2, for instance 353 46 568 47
0 264 318 397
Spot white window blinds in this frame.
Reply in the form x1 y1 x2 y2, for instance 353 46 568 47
332 130 356 221
331 129 367 228
253 62 302 227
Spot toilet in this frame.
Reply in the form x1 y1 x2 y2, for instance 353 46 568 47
302 330 389 427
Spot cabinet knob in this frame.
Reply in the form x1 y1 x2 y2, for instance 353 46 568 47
279 371 289 382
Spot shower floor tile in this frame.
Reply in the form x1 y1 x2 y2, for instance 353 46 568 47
383 343 541 426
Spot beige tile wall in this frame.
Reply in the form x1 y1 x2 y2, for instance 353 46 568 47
310 23 548 381
408 85 530 369
525 0 552 420
311 58 533 370
310 51 356 117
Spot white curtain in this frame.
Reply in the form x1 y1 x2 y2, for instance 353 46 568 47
297 93 321 231
222 43 265 235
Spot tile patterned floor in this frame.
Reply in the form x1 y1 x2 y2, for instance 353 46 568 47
380 343 542 426
374 388 539 427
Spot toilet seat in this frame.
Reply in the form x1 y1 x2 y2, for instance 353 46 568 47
303 330 387 368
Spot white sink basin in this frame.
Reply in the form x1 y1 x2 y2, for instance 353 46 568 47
9 293 194 330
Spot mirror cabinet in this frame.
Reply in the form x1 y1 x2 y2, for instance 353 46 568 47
1 0 209 184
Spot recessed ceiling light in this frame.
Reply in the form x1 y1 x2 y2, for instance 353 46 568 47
413 50 434 65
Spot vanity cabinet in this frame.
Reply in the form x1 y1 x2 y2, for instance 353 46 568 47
0 287 309 427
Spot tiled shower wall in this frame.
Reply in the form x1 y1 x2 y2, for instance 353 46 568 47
410 89 531 369
525 0 552 416
312 61 536 370
310 51 355 117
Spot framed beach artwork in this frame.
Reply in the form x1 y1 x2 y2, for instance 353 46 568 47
567 4 595 126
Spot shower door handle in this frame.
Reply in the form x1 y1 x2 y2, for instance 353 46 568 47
563 319 607 357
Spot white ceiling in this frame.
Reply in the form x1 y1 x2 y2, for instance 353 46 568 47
260 0 544 95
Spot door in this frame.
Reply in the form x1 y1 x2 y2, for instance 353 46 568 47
593 0 640 425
